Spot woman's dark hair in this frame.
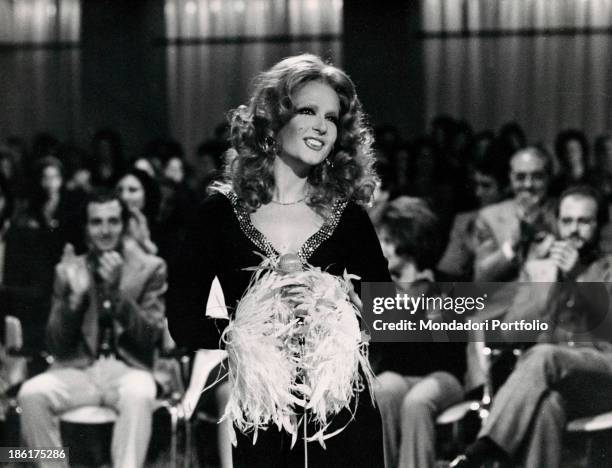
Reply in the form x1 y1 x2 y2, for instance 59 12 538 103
377 196 442 271
218 53 378 215
27 156 64 215
554 129 589 170
117 168 161 223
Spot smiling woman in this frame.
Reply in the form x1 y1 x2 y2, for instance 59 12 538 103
275 80 340 173
167 54 391 468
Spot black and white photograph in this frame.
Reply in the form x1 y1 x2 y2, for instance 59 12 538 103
3 1 612 467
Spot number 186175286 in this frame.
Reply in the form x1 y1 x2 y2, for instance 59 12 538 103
1 447 68 463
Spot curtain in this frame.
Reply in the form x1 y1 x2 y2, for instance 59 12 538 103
422 0 612 149
164 0 343 158
0 0 81 143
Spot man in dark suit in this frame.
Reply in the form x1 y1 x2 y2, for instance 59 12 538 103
452 185 612 467
18 191 167 468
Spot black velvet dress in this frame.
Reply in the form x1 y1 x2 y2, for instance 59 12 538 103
167 191 391 467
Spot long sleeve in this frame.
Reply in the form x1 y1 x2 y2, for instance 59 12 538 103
438 212 476 280
473 215 518 282
342 203 391 287
166 195 229 350
114 258 167 352
337 204 392 374
46 268 88 357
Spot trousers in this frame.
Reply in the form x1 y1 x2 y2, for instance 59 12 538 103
375 371 464 468
18 357 157 468
479 343 612 467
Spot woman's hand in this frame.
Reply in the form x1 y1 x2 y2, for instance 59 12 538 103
127 209 158 254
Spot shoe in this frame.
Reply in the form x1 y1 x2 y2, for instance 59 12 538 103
448 454 478 468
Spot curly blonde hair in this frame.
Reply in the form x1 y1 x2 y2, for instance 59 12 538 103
217 54 379 216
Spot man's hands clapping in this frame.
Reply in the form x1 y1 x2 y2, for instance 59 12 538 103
549 240 580 277
97 251 123 288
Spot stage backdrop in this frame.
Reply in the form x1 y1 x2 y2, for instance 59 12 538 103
0 0 81 144
422 0 612 149
164 0 343 159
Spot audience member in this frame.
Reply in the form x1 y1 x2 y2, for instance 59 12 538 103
451 185 612 468
192 139 226 199
473 146 557 281
61 143 93 195
592 133 612 253
4 136 28 193
116 168 161 255
3 157 80 352
18 190 167 468
373 197 466 468
550 129 589 196
438 148 509 280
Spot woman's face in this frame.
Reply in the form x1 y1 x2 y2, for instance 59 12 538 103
41 166 62 195
276 81 340 173
164 157 184 183
117 174 145 211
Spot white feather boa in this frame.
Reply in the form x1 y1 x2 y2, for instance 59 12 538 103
220 254 376 448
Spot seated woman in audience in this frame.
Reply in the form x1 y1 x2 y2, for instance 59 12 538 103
3 157 80 354
373 196 466 468
116 167 161 254
550 129 589 196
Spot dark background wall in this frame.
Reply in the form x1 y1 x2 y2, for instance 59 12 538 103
1 0 423 155
343 0 424 138
80 0 168 157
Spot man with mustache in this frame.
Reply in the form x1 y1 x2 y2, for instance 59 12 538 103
17 191 167 468
473 146 557 282
451 185 612 467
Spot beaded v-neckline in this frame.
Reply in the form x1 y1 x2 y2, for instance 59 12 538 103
224 191 347 263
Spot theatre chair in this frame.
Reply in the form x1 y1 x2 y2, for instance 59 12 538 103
566 411 612 466
435 344 523 460
3 314 188 468
59 397 187 467
58 319 189 467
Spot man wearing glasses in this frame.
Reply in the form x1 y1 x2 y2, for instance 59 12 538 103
473 146 557 282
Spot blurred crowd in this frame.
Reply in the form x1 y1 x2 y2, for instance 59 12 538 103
1 115 612 467
0 126 230 355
